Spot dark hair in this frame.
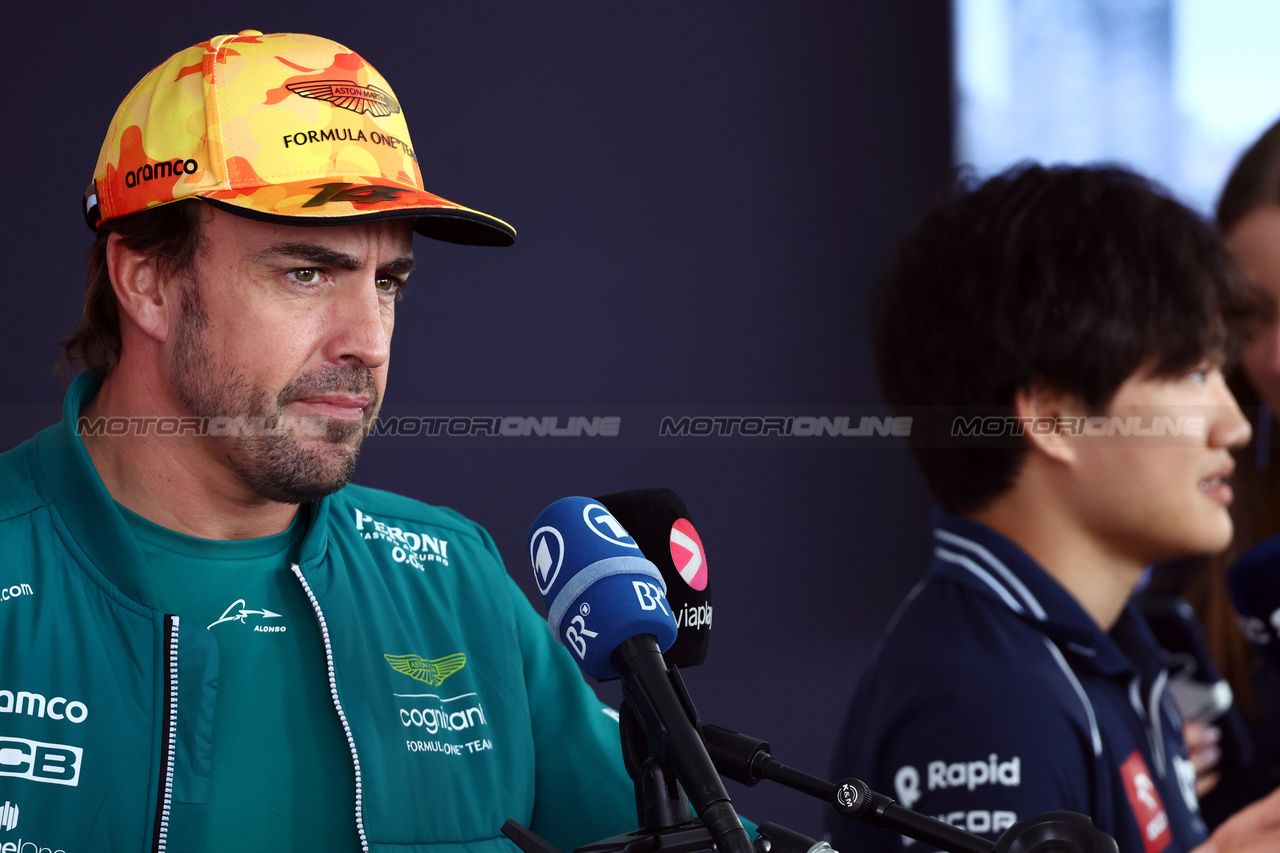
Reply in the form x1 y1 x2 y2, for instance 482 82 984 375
62 200 207 377
873 162 1248 515
1217 117 1280 232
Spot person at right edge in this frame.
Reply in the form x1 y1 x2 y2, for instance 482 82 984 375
825 163 1268 853
1154 117 1280 825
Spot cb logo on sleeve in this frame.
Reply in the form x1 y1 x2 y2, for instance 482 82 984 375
0 737 82 786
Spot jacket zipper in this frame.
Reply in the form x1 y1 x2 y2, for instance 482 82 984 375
152 615 179 852
292 563 370 852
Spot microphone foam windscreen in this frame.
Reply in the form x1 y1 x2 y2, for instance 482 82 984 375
596 488 712 669
528 496 678 679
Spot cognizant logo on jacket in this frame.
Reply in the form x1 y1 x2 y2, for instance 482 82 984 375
385 653 493 757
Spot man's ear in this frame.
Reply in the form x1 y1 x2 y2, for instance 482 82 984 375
1014 383 1090 464
105 233 179 344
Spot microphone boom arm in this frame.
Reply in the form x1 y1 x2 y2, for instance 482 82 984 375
700 724 1116 853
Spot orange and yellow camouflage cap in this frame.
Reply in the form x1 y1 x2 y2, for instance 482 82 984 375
84 31 515 246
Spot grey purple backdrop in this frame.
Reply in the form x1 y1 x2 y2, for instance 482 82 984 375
3 1 949 840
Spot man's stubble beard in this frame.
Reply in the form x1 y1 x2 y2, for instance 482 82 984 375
169 273 380 504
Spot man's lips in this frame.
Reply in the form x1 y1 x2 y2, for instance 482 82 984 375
290 395 372 420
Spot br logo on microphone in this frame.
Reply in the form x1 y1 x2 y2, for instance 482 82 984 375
565 602 600 660
583 503 640 548
529 526 565 596
669 518 708 591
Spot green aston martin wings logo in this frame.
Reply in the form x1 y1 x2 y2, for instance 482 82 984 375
384 653 467 686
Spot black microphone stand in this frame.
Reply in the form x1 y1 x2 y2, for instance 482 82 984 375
611 636 752 853
502 696 718 853
504 645 758 853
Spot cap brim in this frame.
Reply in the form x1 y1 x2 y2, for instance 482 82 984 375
200 176 515 247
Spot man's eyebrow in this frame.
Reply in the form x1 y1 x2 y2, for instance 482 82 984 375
254 243 363 270
252 243 415 276
380 256 416 277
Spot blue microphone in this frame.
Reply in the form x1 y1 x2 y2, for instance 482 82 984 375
528 496 678 680
527 496 752 853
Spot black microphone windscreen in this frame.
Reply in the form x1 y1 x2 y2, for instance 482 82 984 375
596 487 712 669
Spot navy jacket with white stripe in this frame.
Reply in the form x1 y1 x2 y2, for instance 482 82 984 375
826 511 1206 853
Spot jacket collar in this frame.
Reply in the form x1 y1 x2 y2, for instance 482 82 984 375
929 509 1165 679
35 371 332 608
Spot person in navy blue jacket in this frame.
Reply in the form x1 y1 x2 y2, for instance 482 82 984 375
826 164 1265 853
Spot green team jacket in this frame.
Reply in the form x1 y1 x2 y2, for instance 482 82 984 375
0 372 637 852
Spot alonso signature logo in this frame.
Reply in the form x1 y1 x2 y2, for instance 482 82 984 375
208 599 284 630
385 653 467 686
286 80 401 116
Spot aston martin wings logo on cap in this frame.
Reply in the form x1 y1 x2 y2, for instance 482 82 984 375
384 652 467 686
286 79 402 116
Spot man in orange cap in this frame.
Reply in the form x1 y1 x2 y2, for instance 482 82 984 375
0 31 635 852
